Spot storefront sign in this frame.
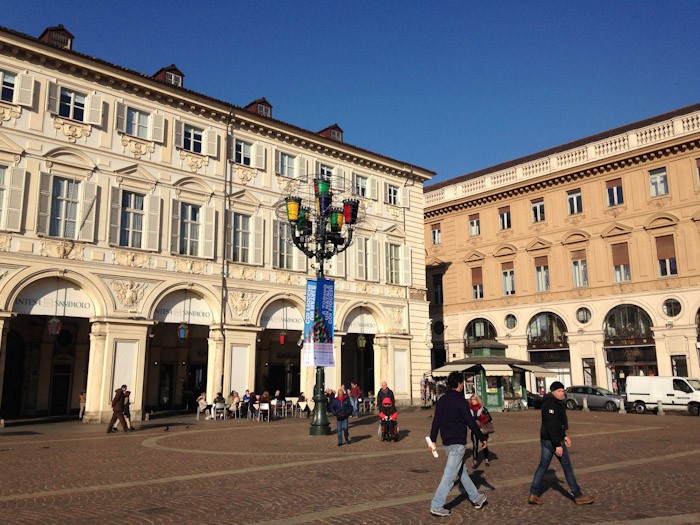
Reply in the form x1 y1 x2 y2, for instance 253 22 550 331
343 309 377 334
14 279 95 317
261 302 304 330
301 278 335 367
154 291 212 325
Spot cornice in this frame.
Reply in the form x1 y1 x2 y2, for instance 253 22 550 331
425 138 700 219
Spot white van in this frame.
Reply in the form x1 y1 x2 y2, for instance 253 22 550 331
625 376 700 415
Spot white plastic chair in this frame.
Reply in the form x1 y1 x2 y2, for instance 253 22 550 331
213 402 227 420
258 402 270 422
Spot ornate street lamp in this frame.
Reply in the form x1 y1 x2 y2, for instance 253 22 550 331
177 288 190 342
281 176 361 436
48 276 62 336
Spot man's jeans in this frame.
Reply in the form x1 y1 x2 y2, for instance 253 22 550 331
530 440 582 498
336 418 349 444
431 444 480 510
352 397 360 417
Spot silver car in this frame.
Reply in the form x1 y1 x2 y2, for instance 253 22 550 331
565 386 621 411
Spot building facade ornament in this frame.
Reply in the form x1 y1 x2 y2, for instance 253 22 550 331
234 166 257 184
121 136 154 159
111 280 146 309
230 265 256 280
228 290 252 318
52 117 91 143
113 249 150 268
179 150 209 172
174 257 206 274
0 103 20 126
41 239 84 260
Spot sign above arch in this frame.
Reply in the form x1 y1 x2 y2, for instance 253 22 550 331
261 301 303 330
343 308 378 334
14 278 96 317
154 290 212 325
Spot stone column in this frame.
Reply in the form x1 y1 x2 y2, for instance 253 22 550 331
207 326 224 401
84 321 107 423
0 316 11 410
373 334 390 390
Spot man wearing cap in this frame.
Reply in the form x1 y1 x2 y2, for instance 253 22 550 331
528 381 594 505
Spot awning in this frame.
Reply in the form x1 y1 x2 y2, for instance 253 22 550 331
515 364 558 377
481 364 513 376
431 363 470 375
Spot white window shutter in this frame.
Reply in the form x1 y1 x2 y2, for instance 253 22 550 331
383 182 389 204
150 113 165 143
384 242 390 283
108 186 121 245
369 239 380 282
174 119 184 149
36 172 52 235
85 94 102 125
77 181 97 242
314 160 321 176
46 81 59 113
297 155 306 180
400 186 409 208
294 242 307 273
370 178 378 200
201 206 215 259
115 102 127 133
144 194 160 251
4 167 26 232
16 74 34 107
351 172 358 194
325 255 336 277
255 142 266 170
170 199 180 253
274 149 281 175
251 216 264 265
224 210 233 259
400 245 412 286
334 168 344 192
204 129 218 158
332 251 345 277
271 219 280 269
356 237 366 280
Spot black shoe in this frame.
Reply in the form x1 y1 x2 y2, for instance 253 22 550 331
337 442 343 447
345 439 351 445
112 428 118 432
106 430 114 434
129 427 136 432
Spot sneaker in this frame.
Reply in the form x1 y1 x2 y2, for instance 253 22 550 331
472 493 487 509
575 495 595 505
528 494 543 505
112 427 118 432
430 507 451 517
485 459 491 466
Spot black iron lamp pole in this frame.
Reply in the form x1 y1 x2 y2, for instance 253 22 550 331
284 177 359 436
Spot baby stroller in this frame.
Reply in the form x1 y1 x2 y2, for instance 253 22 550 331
378 398 399 441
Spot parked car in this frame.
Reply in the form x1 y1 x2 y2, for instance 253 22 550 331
625 376 700 416
565 386 621 411
526 390 543 409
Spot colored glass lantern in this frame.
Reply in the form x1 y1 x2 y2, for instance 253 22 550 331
330 208 342 232
279 330 286 345
177 322 190 342
357 334 367 350
316 179 330 196
48 316 62 336
285 197 301 221
318 194 333 217
343 199 359 225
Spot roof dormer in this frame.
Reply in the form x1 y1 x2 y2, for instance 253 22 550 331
243 98 272 118
39 24 74 50
153 64 184 87
318 123 343 142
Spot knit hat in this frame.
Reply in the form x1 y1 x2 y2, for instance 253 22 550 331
549 381 566 392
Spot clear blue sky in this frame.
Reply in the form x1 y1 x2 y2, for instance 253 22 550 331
3 1 699 185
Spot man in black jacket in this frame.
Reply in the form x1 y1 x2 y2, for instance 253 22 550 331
528 381 594 505
428 371 488 517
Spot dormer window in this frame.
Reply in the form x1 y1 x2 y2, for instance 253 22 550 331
330 129 342 142
258 104 271 117
165 71 182 87
38 25 74 50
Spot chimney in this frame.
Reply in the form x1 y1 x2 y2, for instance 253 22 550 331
39 24 74 50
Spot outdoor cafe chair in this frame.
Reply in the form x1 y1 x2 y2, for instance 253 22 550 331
257 402 270 422
213 402 227 420
297 401 307 417
287 397 299 417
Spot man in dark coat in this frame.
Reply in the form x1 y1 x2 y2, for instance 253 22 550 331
527 381 595 505
106 388 129 434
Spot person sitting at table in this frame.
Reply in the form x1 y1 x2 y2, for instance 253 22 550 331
196 392 211 420
227 390 240 418
299 392 306 402
259 391 271 404
241 390 251 417
247 390 258 418
273 389 285 402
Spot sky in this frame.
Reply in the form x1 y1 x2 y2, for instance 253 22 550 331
3 1 700 186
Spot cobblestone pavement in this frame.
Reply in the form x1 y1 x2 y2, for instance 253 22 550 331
0 407 698 524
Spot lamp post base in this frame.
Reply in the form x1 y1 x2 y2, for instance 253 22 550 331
310 366 331 436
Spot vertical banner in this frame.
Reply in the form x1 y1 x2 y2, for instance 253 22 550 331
302 278 335 367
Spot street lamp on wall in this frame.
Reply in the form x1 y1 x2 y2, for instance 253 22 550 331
48 276 62 336
177 288 190 342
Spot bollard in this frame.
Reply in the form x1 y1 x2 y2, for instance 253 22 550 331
619 397 626 414
657 400 665 416
582 397 590 412
0 418 4 428
145 413 150 421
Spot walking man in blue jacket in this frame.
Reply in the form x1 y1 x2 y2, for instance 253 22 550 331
428 371 488 517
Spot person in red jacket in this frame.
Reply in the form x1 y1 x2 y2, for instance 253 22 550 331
350 381 362 417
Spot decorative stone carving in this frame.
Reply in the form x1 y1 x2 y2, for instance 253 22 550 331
53 117 91 143
179 150 209 172
234 166 257 184
387 286 403 298
174 258 206 274
230 265 255 280
111 280 146 309
277 272 298 286
497 230 514 240
390 306 404 332
229 290 251 318
388 206 402 219
121 136 154 159
424 319 433 349
41 239 84 260
0 234 12 252
276 176 302 195
565 214 586 226
652 196 672 209
113 250 150 268
409 287 426 300
0 103 20 126
605 206 626 219
356 282 374 296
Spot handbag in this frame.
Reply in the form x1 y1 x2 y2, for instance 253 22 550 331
479 421 495 434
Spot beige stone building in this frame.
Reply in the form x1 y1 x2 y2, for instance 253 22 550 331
0 25 433 422
425 104 700 395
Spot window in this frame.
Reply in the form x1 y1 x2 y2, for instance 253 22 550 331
258 104 271 117
649 168 668 197
115 102 164 142
386 243 401 284
655 235 677 277
232 212 251 263
576 307 592 324
432 273 443 305
353 173 368 197
235 139 252 166
275 151 296 178
49 177 79 239
319 163 333 181
696 159 700 186
567 189 583 215
330 129 342 141
502 262 515 296
353 237 380 281
582 358 596 386
431 224 441 245
531 199 545 223
606 178 624 206
671 356 688 376
165 71 182 87
183 124 203 154
662 298 681 317
469 214 480 236
612 243 631 282
386 184 399 206
534 255 549 292
58 88 85 121
37 173 96 241
571 250 588 288
119 191 144 248
471 267 483 299
498 206 511 230
178 202 200 256
0 70 15 102
274 221 294 270
505 314 517 329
